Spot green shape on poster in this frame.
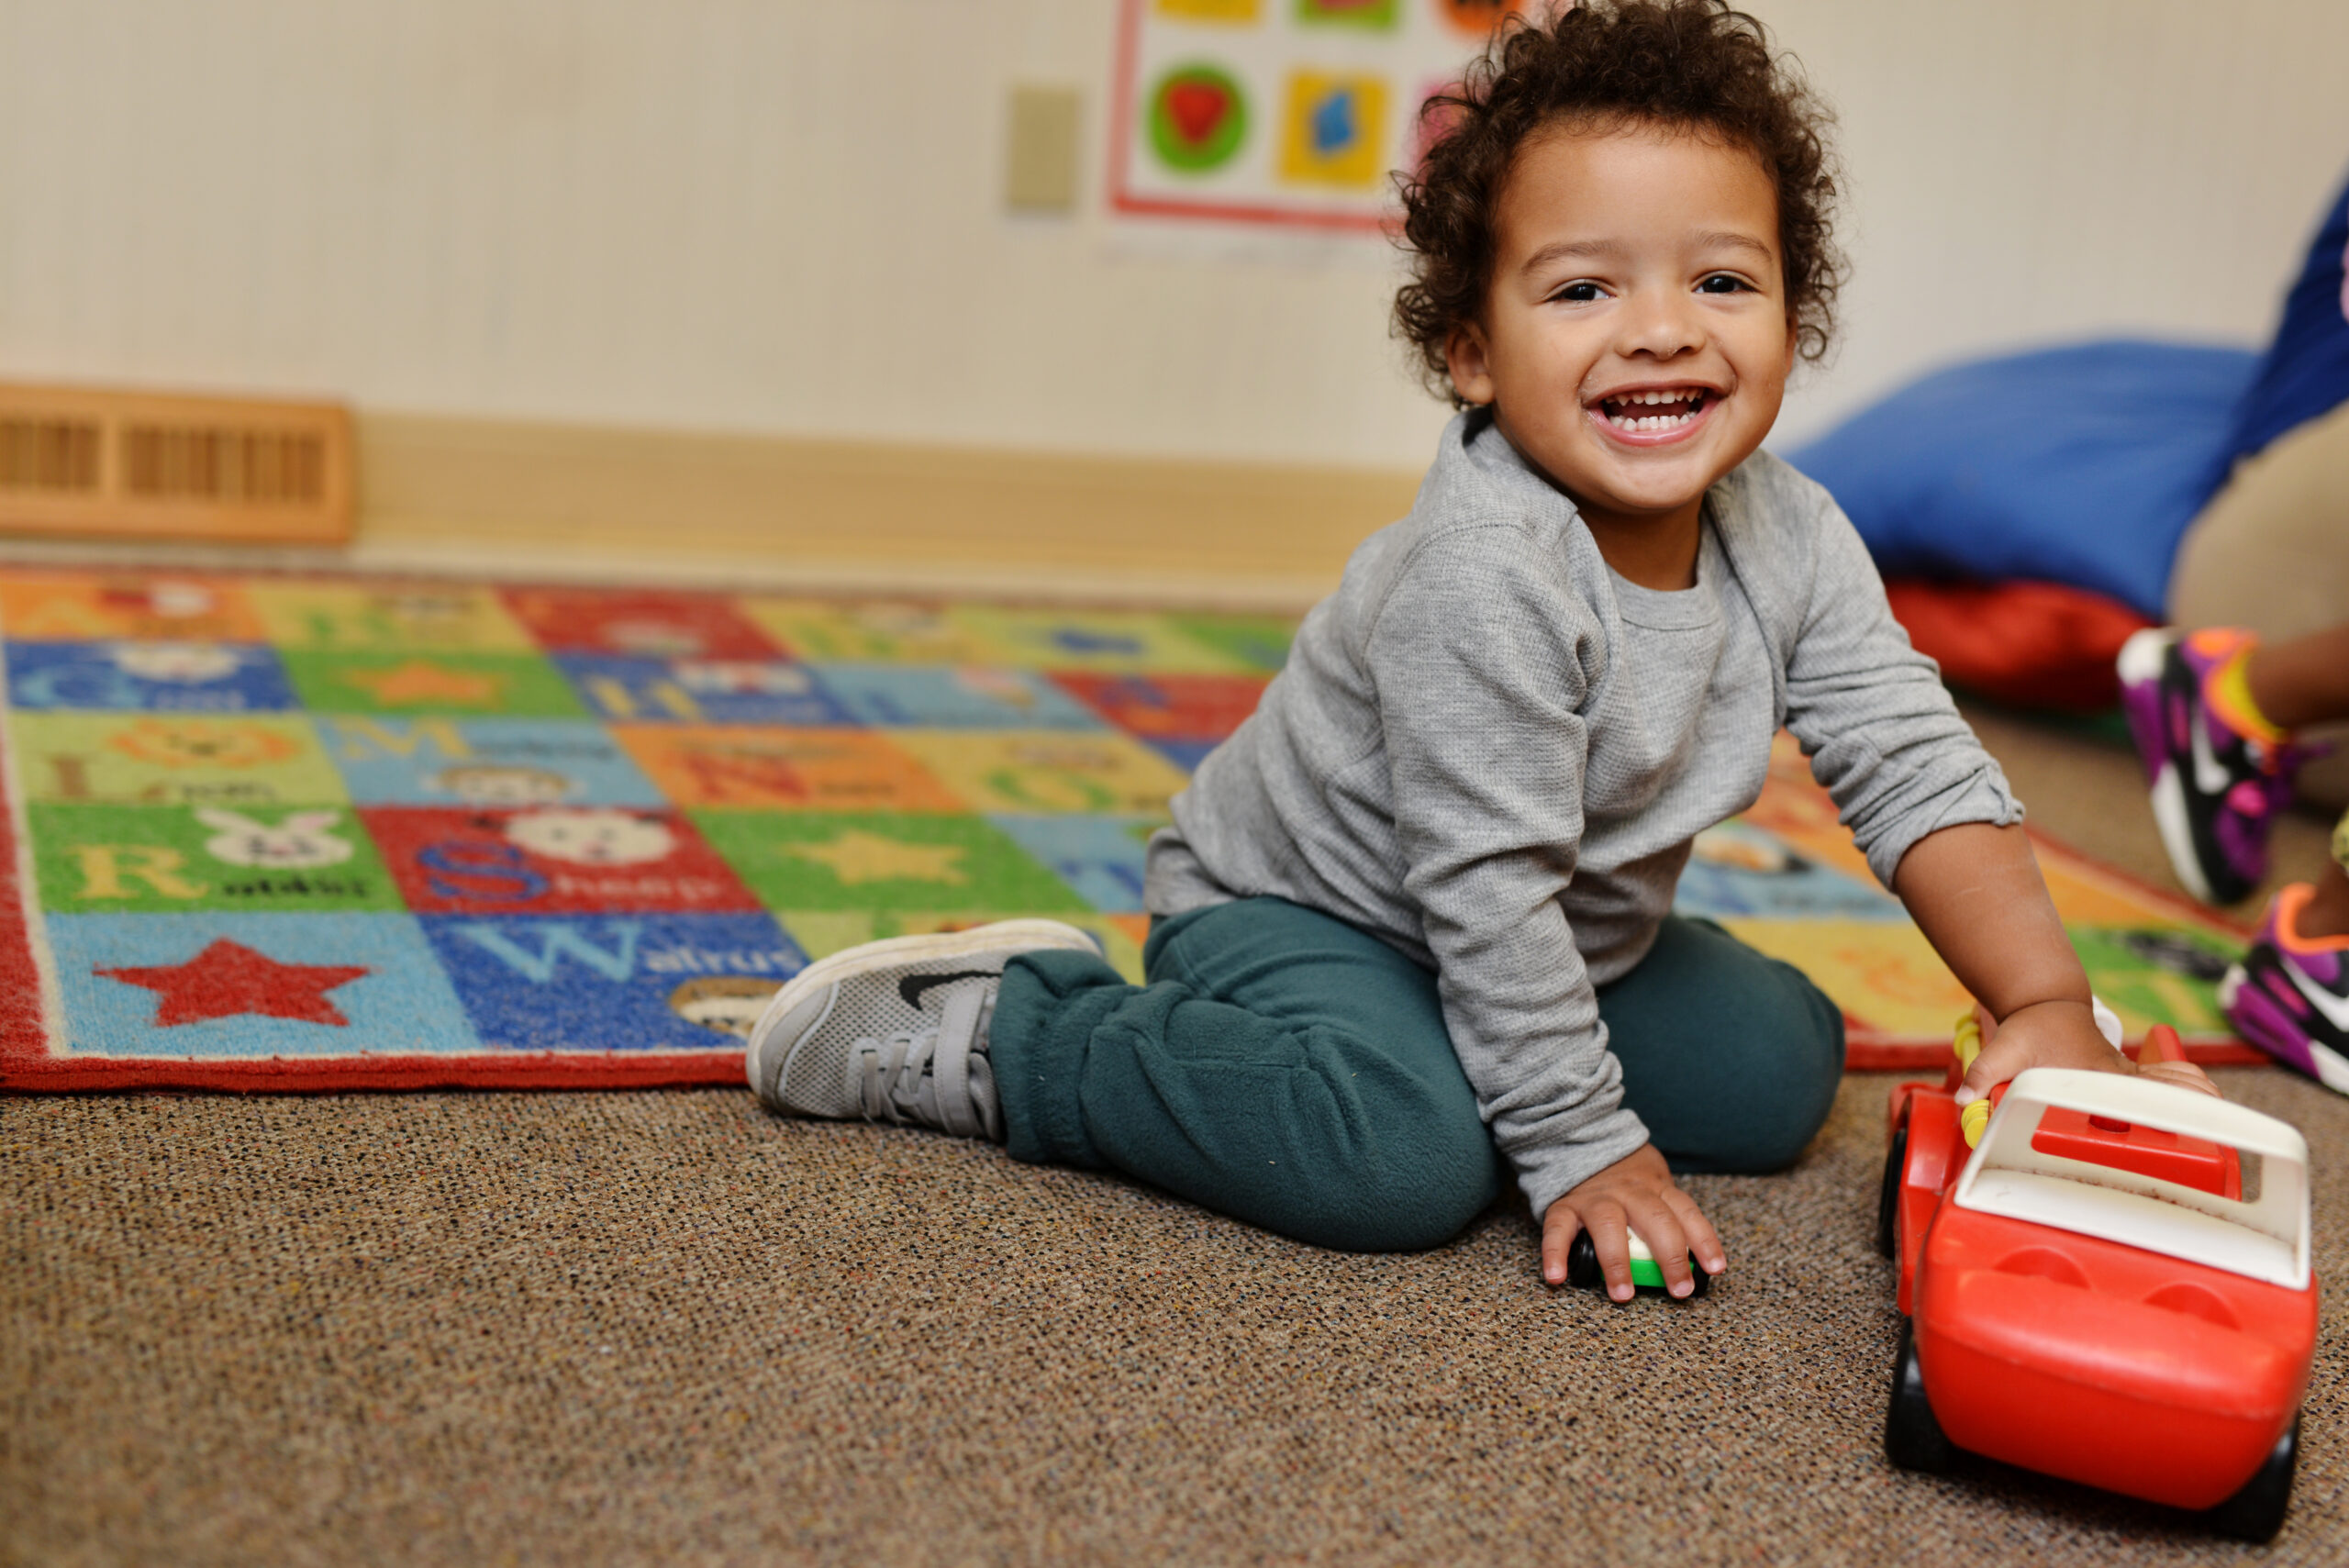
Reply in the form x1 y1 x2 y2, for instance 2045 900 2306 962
1295 0 1398 27
1150 64 1249 173
689 809 1088 914
279 651 588 718
27 802 404 914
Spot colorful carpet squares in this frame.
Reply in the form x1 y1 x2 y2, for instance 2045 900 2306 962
0 569 2254 1091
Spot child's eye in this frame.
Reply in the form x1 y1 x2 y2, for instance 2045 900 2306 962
1553 282 1605 304
1697 274 1751 294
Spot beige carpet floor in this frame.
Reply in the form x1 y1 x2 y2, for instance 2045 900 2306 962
4 700 2345 1567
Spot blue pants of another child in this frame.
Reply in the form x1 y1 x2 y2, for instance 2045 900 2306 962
988 896 1844 1252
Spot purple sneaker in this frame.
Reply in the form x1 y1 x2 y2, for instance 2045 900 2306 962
2117 628 2299 905
2219 884 2349 1095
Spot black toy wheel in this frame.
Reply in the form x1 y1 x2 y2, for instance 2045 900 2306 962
1564 1230 1710 1298
1876 1115 1909 1260
1884 1318 1956 1473
2203 1415 2298 1543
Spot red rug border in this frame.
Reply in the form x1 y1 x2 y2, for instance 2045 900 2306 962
0 687 47 1074
1844 1038 2267 1073
0 1048 745 1094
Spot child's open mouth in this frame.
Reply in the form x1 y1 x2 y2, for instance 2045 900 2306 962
1598 388 1710 433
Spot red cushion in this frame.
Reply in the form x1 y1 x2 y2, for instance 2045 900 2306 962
1882 578 2154 712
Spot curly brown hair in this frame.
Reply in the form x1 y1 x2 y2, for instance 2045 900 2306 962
1394 0 1844 406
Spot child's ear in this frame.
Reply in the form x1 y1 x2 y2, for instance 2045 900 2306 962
1444 321 1497 406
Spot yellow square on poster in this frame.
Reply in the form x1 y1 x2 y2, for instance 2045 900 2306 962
1157 0 1260 20
1279 72 1389 189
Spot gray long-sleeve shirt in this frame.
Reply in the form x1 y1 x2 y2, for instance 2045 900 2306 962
1145 409 2021 1218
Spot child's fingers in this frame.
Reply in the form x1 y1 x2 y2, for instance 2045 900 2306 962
1539 1203 1583 1287
1663 1186 1727 1276
1622 1199 1700 1297
1954 1026 2039 1105
1570 1204 1638 1302
2137 1059 2222 1099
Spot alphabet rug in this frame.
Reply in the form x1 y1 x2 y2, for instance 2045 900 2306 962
0 569 2256 1090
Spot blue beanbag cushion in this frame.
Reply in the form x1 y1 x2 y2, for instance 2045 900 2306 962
1782 340 2258 618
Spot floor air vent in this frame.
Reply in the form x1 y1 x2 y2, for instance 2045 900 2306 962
0 384 352 543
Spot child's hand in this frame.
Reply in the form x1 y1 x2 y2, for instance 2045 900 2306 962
1956 999 2220 1106
1541 1142 1724 1302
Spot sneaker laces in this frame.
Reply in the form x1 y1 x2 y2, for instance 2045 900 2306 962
852 982 1000 1140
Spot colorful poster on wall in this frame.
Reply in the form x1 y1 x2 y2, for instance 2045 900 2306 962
1110 0 1528 235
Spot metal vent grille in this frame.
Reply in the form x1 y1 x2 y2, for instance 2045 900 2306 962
0 384 351 543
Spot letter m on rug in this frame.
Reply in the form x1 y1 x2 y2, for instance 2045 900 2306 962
451 920 643 983
331 717 471 761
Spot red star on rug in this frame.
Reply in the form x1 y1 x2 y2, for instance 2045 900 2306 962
96 940 372 1028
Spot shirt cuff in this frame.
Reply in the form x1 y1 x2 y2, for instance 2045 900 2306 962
1511 1106 1653 1222
1864 769 2024 888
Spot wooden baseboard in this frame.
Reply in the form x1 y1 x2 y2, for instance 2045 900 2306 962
354 412 1419 604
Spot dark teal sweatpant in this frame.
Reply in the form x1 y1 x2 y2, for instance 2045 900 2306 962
989 896 1843 1253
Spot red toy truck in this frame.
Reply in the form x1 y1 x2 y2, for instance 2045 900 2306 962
1879 1022 2318 1541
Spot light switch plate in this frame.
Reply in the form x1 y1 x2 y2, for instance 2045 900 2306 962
1005 85 1082 214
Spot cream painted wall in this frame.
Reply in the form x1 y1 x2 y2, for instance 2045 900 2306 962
1 0 2345 468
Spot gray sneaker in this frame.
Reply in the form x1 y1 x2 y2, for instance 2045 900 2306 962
747 919 1102 1140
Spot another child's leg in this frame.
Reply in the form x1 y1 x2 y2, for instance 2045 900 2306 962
2299 819 2349 939
2168 398 2349 808
1592 916 1844 1174
2244 622 2349 731
991 897 1502 1252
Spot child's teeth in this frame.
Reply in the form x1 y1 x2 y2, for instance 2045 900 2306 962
1601 391 1709 430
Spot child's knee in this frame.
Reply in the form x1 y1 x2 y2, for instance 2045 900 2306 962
1662 967 1843 1173
1311 1115 1501 1251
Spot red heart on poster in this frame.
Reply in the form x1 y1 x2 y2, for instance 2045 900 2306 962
1164 81 1231 146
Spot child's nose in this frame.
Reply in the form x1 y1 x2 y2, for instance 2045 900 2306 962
1615 289 1704 360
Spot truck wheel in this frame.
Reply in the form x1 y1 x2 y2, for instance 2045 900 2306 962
1883 1319 1955 1473
1876 1118 1909 1260
2204 1416 2298 1543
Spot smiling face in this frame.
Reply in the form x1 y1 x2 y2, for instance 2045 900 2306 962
1444 120 1797 587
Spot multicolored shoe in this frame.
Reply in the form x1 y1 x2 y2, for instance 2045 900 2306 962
2219 884 2349 1095
2117 628 2301 905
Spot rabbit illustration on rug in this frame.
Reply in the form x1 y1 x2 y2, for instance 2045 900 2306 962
195 808 355 869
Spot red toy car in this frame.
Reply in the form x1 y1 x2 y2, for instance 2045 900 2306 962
1879 1023 2318 1541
